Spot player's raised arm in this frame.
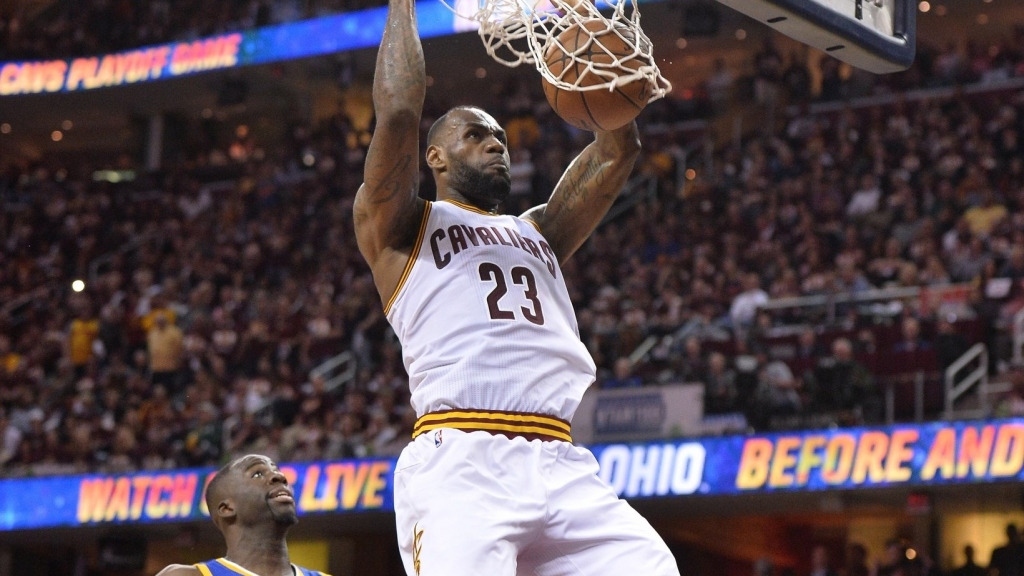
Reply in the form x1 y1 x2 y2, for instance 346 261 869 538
353 0 427 302
521 121 640 265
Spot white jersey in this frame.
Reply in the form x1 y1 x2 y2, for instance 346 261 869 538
385 199 596 422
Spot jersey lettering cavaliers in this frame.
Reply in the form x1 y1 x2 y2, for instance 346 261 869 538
385 200 596 421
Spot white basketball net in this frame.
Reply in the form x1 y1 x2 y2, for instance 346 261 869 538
441 0 671 100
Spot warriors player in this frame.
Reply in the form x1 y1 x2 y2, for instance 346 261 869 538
157 455 328 576
353 0 679 573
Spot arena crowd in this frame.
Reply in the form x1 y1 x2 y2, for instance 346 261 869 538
0 13 1024 478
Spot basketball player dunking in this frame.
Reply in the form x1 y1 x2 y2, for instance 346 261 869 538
353 0 680 573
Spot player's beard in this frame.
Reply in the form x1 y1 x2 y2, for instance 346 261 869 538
448 156 511 208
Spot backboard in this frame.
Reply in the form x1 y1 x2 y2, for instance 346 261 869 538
714 0 915 74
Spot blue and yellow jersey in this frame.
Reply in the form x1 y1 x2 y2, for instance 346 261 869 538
194 558 329 576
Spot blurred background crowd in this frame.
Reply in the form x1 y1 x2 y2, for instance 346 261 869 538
1 7 1024 479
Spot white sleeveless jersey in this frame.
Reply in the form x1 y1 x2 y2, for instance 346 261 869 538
385 200 596 421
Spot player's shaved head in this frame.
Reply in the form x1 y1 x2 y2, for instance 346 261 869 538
205 454 295 530
427 106 488 147
204 460 236 524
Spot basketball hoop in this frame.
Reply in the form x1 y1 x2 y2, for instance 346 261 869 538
439 0 671 101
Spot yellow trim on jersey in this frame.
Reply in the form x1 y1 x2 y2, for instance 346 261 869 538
194 564 215 576
524 218 543 235
215 559 260 576
415 421 573 442
413 410 572 442
414 410 570 433
384 202 433 316
441 199 496 216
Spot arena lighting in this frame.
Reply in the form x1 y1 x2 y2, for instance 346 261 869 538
918 1 930 12
475 67 488 79
92 169 136 183
51 130 63 141
71 280 85 292
61 120 73 130
675 38 688 49
934 4 946 15
977 13 989 24
0 123 10 133
735 29 747 40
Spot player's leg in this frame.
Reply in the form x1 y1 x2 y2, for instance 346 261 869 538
394 430 546 576
522 442 679 576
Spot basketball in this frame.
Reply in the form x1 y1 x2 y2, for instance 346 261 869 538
542 20 654 131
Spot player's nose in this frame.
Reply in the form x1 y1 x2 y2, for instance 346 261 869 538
269 469 287 485
485 135 505 154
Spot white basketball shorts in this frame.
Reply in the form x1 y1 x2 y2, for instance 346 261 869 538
394 429 680 576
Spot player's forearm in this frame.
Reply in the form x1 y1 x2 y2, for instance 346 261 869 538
594 121 641 159
374 0 425 118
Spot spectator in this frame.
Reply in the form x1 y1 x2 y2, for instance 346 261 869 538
755 557 775 576
963 190 1008 238
0 413 22 467
893 317 932 353
950 237 992 283
935 316 970 373
68 308 100 379
989 524 1024 576
846 543 870 576
874 539 906 576
809 338 879 422
999 246 1024 280
753 38 783 105
731 273 769 328
782 52 811 103
0 336 22 375
811 546 839 576
706 57 735 112
754 354 802 423
818 57 843 101
847 175 882 218
795 328 826 360
603 357 643 389
704 352 738 415
676 336 707 383
147 311 184 395
950 545 985 576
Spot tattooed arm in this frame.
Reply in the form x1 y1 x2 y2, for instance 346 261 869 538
521 122 641 265
353 0 427 303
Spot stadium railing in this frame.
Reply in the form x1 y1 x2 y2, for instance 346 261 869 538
944 343 990 420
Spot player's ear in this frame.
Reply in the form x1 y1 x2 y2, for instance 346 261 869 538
218 499 236 521
425 144 446 172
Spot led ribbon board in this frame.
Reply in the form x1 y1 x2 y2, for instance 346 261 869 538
0 0 626 97
0 458 395 531
3 419 1023 531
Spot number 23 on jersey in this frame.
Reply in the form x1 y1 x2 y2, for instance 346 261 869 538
478 262 545 325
